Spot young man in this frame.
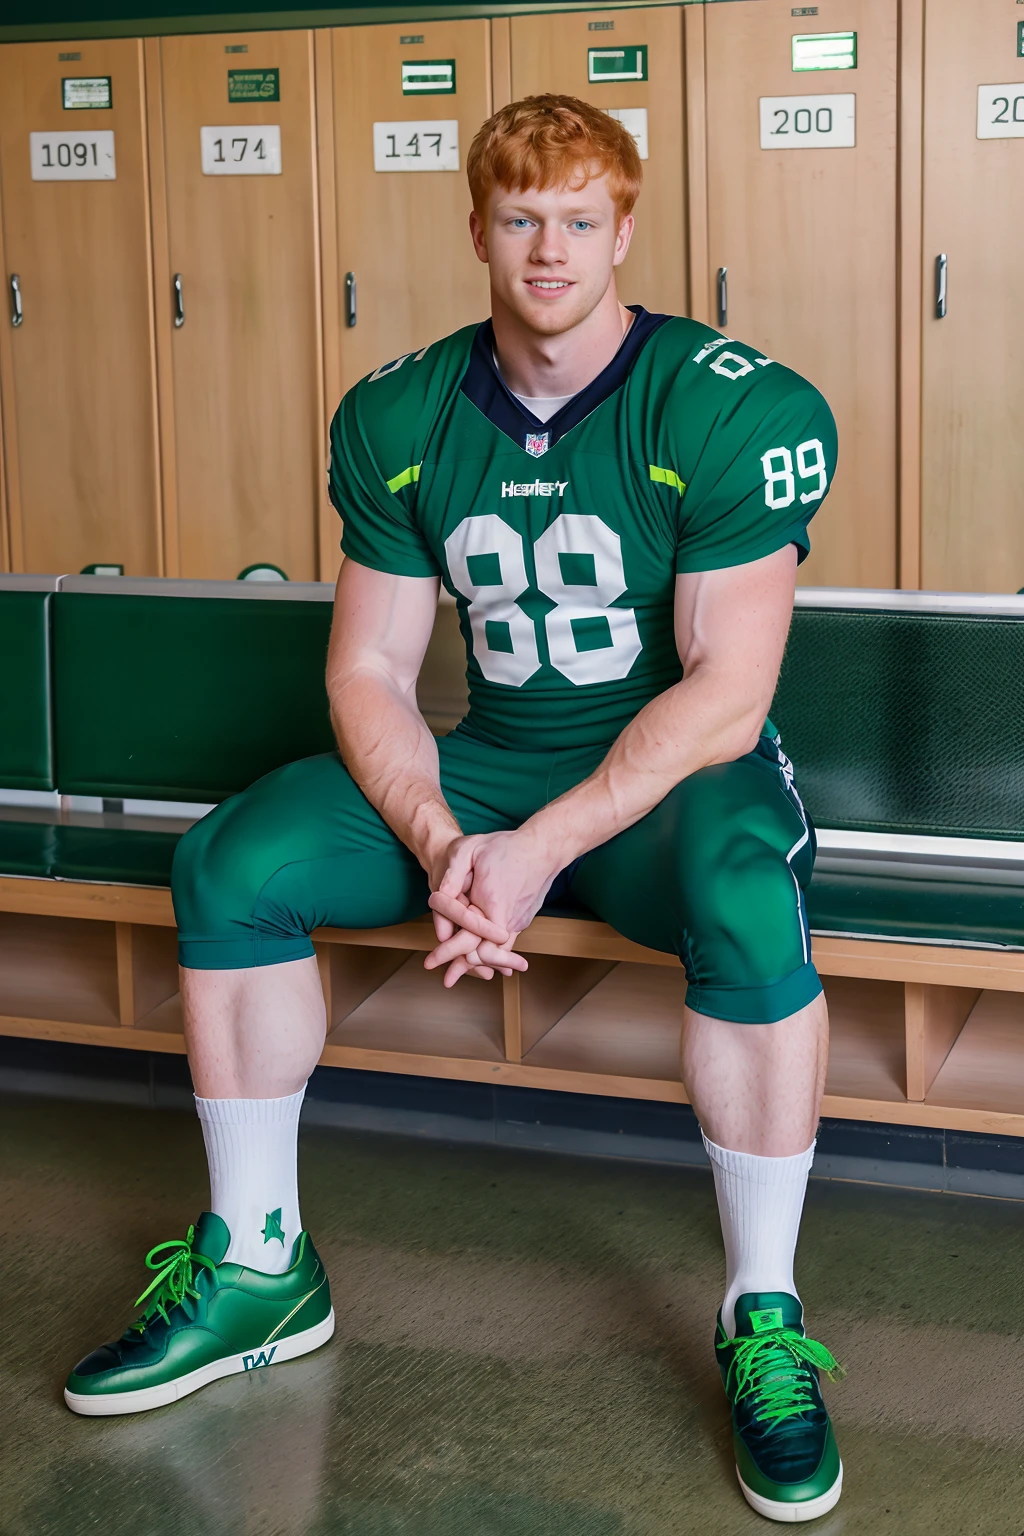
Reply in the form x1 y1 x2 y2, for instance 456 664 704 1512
66 97 843 1523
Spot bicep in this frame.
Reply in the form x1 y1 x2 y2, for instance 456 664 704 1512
674 544 797 707
327 559 441 698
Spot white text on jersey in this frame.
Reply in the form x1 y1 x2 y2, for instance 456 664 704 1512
501 480 569 498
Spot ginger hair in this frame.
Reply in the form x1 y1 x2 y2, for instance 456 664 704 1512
467 94 642 221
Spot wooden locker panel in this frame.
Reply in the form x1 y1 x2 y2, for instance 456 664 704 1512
0 39 160 576
920 0 1024 593
508 8 687 317
705 0 898 588
330 21 492 398
154 31 322 582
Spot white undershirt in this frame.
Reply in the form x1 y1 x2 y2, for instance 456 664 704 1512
508 389 578 423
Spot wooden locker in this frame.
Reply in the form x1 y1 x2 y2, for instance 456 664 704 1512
0 39 161 576
920 0 1024 592
319 21 492 578
704 0 898 588
508 7 688 317
149 30 323 581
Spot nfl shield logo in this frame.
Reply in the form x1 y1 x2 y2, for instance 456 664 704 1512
525 431 550 458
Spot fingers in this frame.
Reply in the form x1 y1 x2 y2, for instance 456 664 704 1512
432 908 455 943
428 889 509 945
438 840 476 897
423 927 528 984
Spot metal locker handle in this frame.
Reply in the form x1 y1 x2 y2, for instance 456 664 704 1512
716 266 728 329
344 271 357 328
935 254 947 319
173 273 185 329
9 273 22 328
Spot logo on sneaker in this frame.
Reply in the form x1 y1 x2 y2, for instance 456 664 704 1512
261 1208 286 1246
749 1307 785 1334
242 1345 278 1371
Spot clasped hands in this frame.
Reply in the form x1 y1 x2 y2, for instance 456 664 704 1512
424 828 560 987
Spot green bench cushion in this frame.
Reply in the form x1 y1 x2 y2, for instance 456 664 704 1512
772 608 1024 841
0 821 59 879
0 591 54 790
53 594 335 802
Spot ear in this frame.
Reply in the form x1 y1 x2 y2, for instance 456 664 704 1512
469 208 489 265
612 212 635 268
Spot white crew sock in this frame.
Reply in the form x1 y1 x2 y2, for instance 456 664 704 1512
195 1089 306 1275
703 1133 816 1338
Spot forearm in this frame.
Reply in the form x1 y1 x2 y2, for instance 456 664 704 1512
330 668 459 872
523 665 766 869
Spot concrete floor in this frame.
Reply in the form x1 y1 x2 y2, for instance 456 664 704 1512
3 1093 1024 1536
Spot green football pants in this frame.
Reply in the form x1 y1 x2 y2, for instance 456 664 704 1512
172 727 821 1024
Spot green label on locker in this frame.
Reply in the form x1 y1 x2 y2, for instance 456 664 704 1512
792 32 857 71
587 46 647 84
62 76 112 109
227 68 280 102
401 59 456 95
1018 21 1024 59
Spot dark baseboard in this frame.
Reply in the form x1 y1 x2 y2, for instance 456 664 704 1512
2 1033 1022 1201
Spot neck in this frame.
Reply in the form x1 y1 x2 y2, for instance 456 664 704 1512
491 287 633 399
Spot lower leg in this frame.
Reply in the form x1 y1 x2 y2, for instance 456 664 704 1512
183 958 327 1271
681 991 829 1334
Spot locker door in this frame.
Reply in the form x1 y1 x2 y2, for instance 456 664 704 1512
705 0 897 588
0 40 160 575
920 0 1024 592
509 7 687 317
153 31 322 581
329 21 492 395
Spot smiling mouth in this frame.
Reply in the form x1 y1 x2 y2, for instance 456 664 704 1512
525 279 574 292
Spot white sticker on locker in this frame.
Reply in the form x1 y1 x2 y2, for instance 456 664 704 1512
30 130 115 180
200 125 282 174
759 94 855 149
373 120 459 171
977 84 1024 140
605 108 649 160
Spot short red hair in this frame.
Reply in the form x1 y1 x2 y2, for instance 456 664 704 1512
467 94 642 221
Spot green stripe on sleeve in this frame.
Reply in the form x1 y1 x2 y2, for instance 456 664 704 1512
385 463 422 494
649 464 686 495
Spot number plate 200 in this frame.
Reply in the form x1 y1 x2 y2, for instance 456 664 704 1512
759 94 856 150
200 125 282 175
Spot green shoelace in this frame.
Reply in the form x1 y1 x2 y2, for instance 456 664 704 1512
720 1328 845 1429
130 1225 217 1332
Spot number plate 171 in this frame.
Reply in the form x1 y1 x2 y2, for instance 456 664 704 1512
200 125 282 175
759 94 855 150
373 120 459 172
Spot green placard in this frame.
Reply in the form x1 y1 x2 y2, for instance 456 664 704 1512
587 45 647 84
228 68 279 102
1018 20 1024 58
792 31 857 71
62 76 112 109
401 59 456 95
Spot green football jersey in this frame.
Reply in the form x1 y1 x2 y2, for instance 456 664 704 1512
329 308 837 752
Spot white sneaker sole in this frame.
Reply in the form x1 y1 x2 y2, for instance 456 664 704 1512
64 1307 336 1417
737 1461 843 1523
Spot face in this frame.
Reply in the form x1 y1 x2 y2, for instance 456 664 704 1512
470 171 634 337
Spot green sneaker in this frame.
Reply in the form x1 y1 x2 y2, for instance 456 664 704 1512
64 1212 334 1416
716 1293 844 1523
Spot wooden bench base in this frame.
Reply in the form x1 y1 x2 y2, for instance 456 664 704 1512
2 877 1023 1138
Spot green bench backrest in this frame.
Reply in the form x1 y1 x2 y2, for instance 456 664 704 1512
52 579 335 802
0 577 56 791
772 597 1024 840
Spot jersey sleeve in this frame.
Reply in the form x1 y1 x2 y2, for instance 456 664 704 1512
328 378 441 578
673 369 838 574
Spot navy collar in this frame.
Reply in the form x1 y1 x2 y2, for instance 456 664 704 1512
460 304 670 455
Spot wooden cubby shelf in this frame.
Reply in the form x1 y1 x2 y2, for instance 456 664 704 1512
1 880 1023 1137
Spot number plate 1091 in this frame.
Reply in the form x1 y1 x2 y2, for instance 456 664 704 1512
31 130 115 180
759 94 855 150
373 120 459 171
200 125 282 175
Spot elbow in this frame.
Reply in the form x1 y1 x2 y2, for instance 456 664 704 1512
714 709 770 765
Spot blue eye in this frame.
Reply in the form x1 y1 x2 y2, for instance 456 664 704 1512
511 218 532 228
571 221 591 232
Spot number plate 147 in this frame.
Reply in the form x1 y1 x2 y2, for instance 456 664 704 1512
760 94 855 150
373 120 459 172
200 125 282 175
